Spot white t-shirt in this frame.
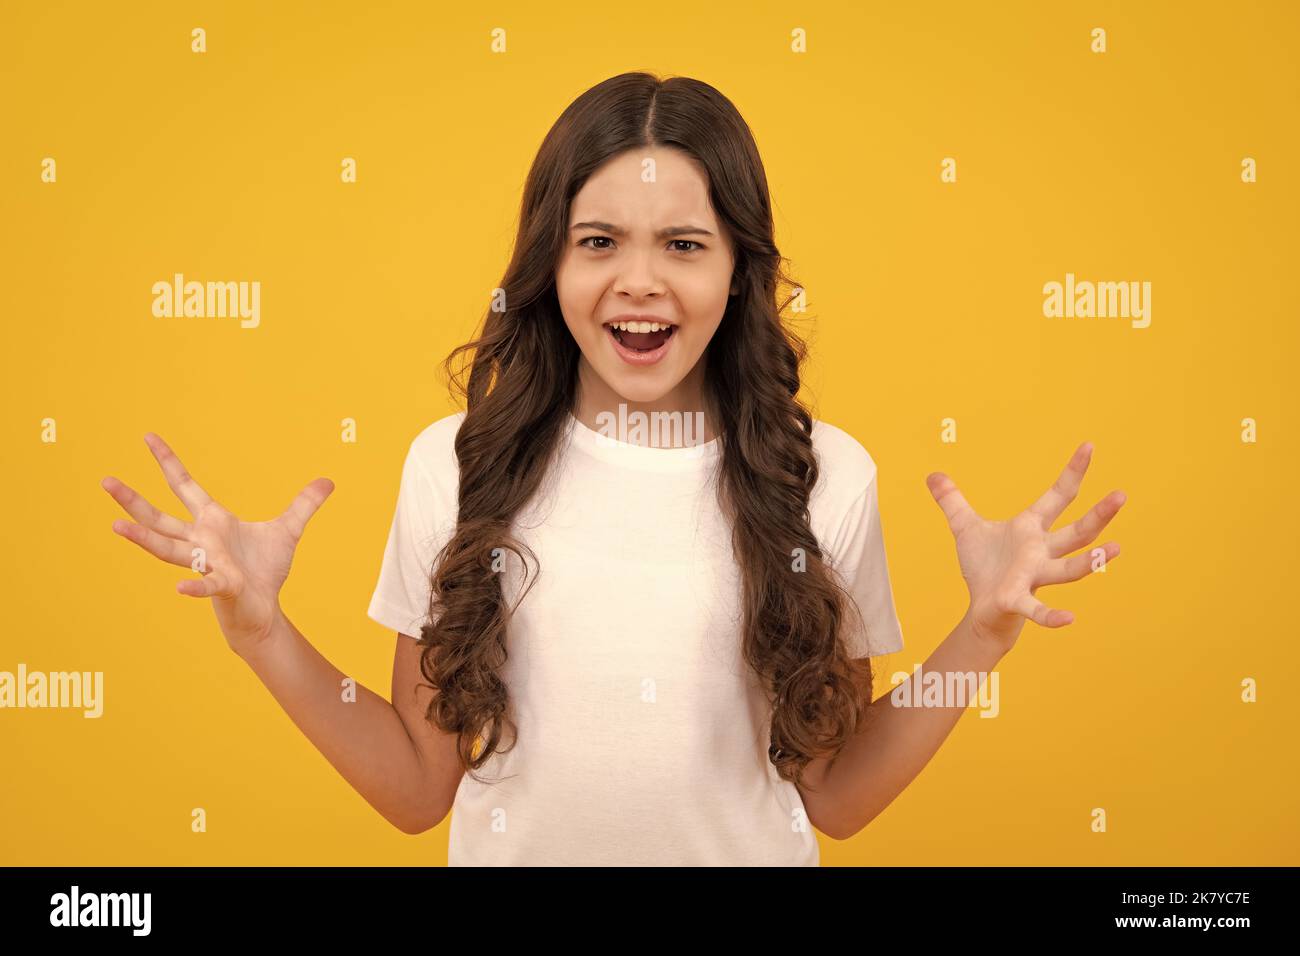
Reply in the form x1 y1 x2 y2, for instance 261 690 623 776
367 409 905 865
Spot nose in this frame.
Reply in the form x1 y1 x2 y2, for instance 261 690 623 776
612 250 665 298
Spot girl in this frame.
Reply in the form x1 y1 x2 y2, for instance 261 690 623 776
102 72 1126 866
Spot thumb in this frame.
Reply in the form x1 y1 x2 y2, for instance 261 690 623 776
926 471 972 532
279 478 335 541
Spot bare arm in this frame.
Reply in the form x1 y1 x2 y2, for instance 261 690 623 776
800 441 1126 840
238 613 464 834
103 432 465 836
797 609 1004 839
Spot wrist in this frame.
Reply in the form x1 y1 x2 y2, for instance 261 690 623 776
960 604 1016 665
235 604 290 665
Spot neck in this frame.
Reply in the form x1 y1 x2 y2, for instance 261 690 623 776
572 358 716 447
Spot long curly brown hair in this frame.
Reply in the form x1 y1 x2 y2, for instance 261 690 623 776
418 71 875 790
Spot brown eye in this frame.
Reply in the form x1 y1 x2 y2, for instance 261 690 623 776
579 237 613 250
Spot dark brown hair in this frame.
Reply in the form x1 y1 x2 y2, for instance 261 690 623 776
418 71 874 789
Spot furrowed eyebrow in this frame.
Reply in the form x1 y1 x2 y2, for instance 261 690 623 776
570 221 715 239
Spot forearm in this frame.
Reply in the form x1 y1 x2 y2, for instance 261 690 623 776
822 609 1007 838
236 609 439 834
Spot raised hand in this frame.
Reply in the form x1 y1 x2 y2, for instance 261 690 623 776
925 441 1126 654
102 433 334 655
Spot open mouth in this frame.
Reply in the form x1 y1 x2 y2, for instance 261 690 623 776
604 320 677 352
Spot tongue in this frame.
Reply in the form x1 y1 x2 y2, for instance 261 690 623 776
618 328 670 351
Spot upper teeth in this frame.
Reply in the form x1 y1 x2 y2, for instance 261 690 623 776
611 320 671 333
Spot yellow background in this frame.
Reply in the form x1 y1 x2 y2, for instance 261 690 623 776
2 0 1296 865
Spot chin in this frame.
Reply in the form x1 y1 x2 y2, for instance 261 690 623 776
605 372 676 404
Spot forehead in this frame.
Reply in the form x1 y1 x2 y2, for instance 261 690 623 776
569 148 716 225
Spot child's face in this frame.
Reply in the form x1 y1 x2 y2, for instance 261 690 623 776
555 146 736 409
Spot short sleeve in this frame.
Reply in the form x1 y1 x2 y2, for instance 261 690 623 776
828 471 905 658
366 442 453 639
